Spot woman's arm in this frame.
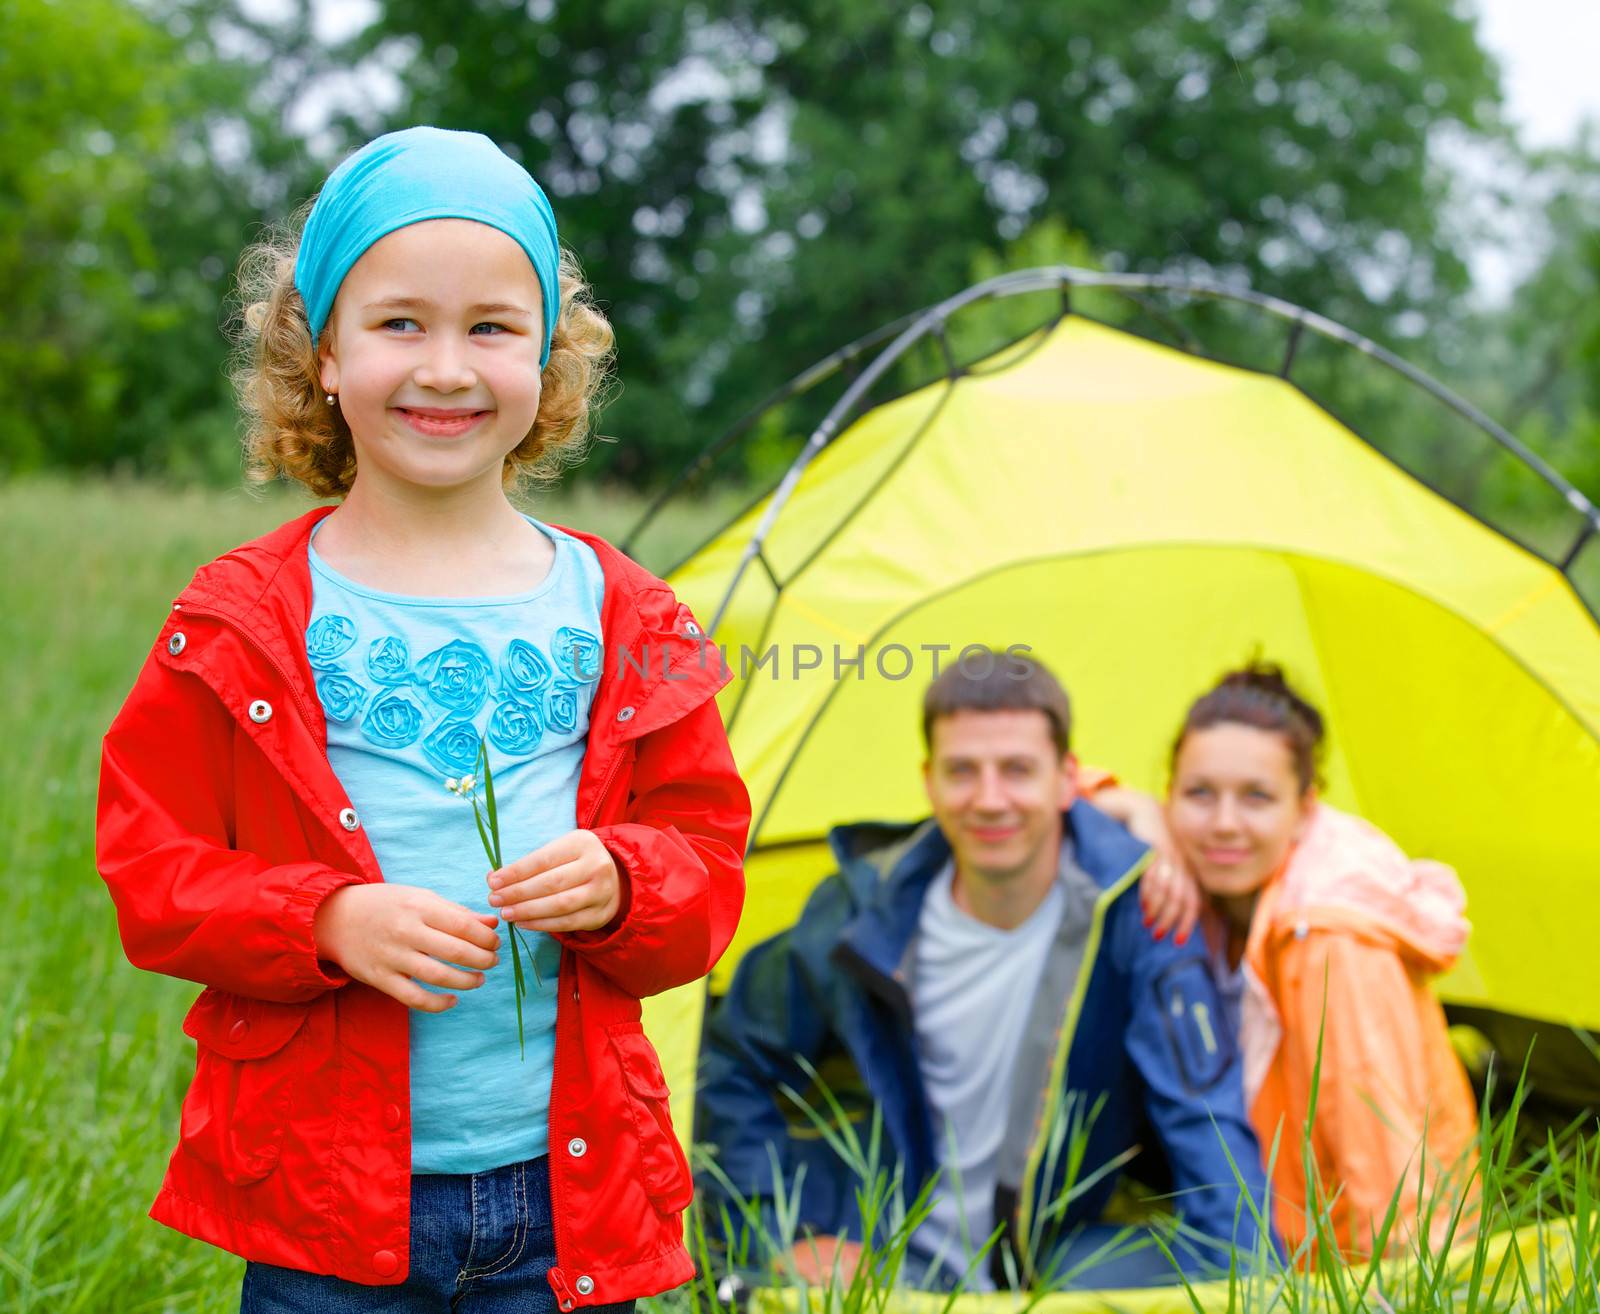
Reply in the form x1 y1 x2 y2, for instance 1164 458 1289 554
1089 783 1202 943
1279 931 1456 1255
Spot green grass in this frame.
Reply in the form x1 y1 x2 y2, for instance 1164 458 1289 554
4 474 1598 1312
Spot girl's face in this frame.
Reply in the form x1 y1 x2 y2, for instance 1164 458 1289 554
318 219 545 497
1165 723 1312 904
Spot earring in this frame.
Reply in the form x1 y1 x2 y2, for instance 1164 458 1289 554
325 393 337 405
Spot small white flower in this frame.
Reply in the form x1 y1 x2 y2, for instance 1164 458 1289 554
460 774 476 792
445 777 460 794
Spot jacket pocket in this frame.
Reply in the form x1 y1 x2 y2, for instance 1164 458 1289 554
179 990 309 1187
607 1023 693 1215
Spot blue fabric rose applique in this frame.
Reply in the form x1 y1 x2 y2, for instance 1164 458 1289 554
361 689 425 749
316 672 369 723
423 718 483 776
550 626 602 683
488 696 546 756
546 682 581 735
501 638 553 695
306 614 358 669
366 635 412 685
416 640 493 716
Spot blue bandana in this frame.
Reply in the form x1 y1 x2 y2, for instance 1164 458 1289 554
295 126 560 366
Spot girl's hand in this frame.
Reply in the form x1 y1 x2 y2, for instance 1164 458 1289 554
313 883 501 1012
488 830 621 934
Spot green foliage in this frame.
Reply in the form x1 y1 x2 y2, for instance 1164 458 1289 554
5 0 1596 566
1458 144 1600 513
680 1035 1600 1313
350 0 1500 483
0 0 327 482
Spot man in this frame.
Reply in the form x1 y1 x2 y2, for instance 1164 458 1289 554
698 651 1272 1291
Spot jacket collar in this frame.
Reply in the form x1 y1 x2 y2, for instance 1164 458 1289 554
174 505 729 747
827 800 1149 1004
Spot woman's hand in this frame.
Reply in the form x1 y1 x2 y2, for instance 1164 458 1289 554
488 829 622 934
1092 786 1202 944
1139 847 1202 945
312 883 501 1012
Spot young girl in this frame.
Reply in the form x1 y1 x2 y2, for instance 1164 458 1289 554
97 126 750 1313
1162 664 1477 1259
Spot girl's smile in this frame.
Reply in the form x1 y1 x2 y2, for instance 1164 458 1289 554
395 406 494 438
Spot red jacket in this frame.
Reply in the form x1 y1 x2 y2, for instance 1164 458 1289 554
96 507 749 1306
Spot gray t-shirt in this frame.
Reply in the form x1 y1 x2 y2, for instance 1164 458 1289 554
909 862 1066 1289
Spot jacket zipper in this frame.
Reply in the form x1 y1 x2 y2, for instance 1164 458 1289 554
548 949 580 1308
548 733 626 1307
1013 849 1152 1277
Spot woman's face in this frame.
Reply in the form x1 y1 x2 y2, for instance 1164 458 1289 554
1166 722 1312 903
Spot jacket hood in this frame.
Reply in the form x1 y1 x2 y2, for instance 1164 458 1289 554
1262 803 1469 974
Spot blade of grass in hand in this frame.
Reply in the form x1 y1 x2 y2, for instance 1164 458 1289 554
479 743 503 869
516 925 543 989
471 800 496 869
508 920 527 1059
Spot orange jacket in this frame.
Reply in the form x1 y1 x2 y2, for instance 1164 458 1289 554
1238 804 1479 1259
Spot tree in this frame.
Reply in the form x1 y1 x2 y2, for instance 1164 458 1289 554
353 0 1500 483
1448 141 1600 588
0 0 324 480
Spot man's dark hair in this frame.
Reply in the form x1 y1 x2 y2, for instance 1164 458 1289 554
921 648 1072 757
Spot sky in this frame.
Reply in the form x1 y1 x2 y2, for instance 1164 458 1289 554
1455 0 1600 298
1473 0 1600 146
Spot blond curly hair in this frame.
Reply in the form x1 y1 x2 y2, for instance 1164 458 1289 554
232 204 616 496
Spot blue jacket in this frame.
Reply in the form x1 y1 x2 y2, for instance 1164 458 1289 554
698 801 1273 1284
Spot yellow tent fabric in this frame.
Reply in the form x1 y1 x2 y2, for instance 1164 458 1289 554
661 314 1600 1035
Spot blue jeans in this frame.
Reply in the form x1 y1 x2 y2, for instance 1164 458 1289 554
240 1155 638 1314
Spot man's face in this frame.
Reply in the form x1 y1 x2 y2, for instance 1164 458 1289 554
922 709 1077 884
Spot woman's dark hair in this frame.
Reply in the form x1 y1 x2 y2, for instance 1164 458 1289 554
1172 661 1325 793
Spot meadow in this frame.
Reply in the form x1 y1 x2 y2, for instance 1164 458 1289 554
3 475 1597 1313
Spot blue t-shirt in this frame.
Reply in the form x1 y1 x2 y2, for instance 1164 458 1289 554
306 517 606 1174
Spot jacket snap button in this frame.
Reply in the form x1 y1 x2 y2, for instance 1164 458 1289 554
575 1276 595 1296
167 632 187 656
339 808 360 831
616 706 635 722
567 1137 587 1157
248 699 273 724
383 1104 402 1131
228 1019 249 1043
372 1249 398 1277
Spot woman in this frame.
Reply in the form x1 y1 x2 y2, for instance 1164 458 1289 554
1155 663 1478 1259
